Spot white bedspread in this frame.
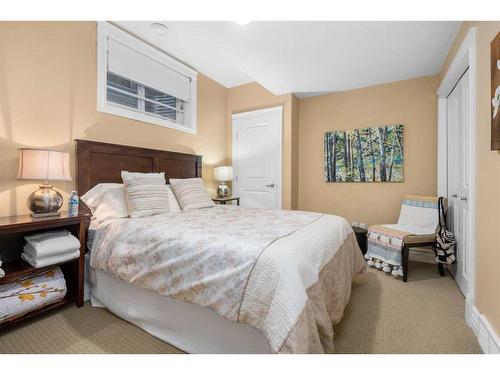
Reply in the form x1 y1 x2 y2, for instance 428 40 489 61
91 206 321 320
90 206 362 353
240 214 353 352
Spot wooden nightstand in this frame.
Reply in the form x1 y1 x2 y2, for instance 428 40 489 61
0 211 90 329
212 197 240 206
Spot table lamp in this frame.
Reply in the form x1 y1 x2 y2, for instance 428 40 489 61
213 166 233 198
17 148 72 217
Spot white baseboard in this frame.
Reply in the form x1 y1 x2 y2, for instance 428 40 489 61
466 300 500 354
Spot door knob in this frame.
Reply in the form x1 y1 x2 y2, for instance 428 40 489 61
451 194 458 198
266 183 275 188
460 196 467 201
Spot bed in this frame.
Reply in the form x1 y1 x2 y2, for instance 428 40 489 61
76 139 366 354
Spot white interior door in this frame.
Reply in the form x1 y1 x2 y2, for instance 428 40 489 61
232 107 282 209
447 69 470 297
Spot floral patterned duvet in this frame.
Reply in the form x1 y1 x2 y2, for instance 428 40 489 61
90 206 365 353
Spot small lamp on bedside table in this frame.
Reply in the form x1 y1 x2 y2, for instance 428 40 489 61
213 166 233 198
17 148 72 217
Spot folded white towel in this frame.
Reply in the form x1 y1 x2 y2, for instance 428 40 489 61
23 243 80 260
25 229 70 243
21 250 80 269
24 230 81 258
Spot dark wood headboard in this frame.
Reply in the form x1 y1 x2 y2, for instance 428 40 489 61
75 139 202 196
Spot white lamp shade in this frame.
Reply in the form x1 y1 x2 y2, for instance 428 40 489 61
214 166 233 182
17 149 72 182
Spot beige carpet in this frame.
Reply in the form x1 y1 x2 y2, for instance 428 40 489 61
0 261 480 354
333 261 480 353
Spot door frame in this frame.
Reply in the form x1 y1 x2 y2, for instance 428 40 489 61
232 106 283 209
436 27 477 328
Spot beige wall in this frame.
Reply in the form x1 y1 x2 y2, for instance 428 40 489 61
226 82 298 209
298 75 440 224
0 21 228 217
441 22 500 334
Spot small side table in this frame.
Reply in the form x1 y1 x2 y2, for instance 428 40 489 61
352 226 368 255
212 197 240 206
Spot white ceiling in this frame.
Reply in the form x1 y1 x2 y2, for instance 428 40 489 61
114 21 461 97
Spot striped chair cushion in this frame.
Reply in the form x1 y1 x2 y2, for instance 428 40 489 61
169 178 215 210
121 171 169 218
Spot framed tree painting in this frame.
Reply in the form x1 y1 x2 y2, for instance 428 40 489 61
492 31 500 150
324 124 404 182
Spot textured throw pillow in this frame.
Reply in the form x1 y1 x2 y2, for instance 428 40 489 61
121 171 169 218
169 178 215 210
166 185 182 213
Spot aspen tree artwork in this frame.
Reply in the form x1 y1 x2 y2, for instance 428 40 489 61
324 124 404 182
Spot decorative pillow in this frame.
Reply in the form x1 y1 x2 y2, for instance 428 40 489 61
121 171 169 218
169 178 215 210
166 185 182 213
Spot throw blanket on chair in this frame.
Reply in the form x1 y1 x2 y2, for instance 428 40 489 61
365 225 410 277
365 195 439 278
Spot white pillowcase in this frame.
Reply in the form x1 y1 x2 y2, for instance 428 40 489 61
121 171 170 218
81 184 129 222
91 186 129 222
80 183 122 211
169 177 215 210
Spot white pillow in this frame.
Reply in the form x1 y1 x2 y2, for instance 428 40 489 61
121 171 170 218
80 182 181 219
80 183 122 210
92 186 129 222
169 178 215 210
81 184 129 222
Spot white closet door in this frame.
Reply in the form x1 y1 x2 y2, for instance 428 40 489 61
447 69 470 297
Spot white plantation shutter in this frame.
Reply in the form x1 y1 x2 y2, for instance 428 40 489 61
107 38 191 102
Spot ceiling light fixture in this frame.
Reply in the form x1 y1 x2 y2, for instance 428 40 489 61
151 22 169 35
234 20 250 26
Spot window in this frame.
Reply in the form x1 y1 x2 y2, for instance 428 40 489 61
97 22 197 133
106 72 185 124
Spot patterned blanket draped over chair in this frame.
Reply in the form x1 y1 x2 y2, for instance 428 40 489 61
365 195 439 278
